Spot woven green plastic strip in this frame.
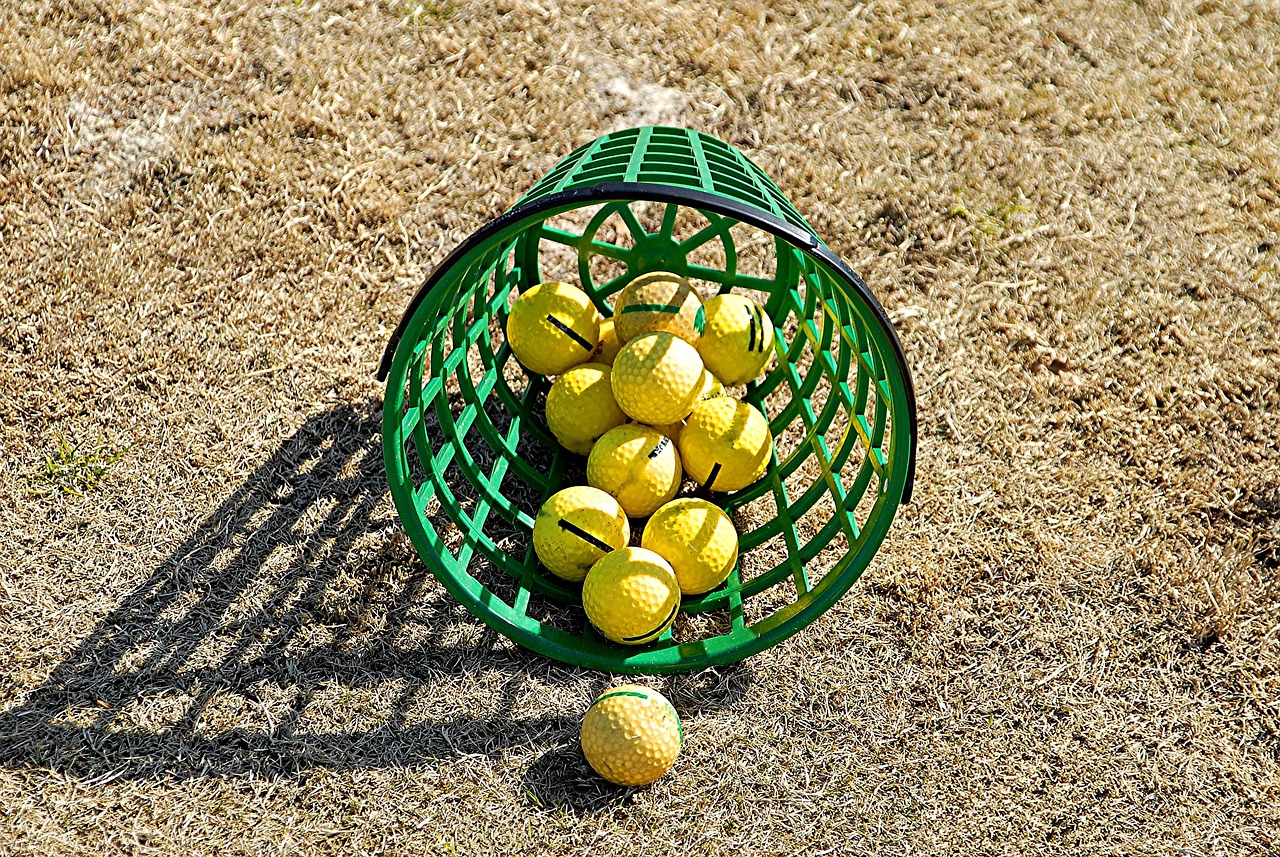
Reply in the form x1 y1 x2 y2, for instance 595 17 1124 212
380 126 916 674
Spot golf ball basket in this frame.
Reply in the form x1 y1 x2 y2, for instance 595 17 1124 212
379 126 917 674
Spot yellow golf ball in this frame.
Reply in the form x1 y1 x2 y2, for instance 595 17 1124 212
582 547 680 645
697 293 774 385
613 270 705 346
532 486 630 583
545 362 627 456
642 498 739 595
580 684 682 786
698 371 726 401
589 316 623 365
633 372 720 445
678 397 773 492
647 420 685 444
611 332 706 425
586 424 681 518
506 281 600 376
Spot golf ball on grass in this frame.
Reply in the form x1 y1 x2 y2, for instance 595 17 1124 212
505 281 600 376
642 498 739 595
545 362 627 456
582 547 681 645
580 684 682 787
532 486 630 583
586 423 682 518
679 397 774 493
611 331 706 426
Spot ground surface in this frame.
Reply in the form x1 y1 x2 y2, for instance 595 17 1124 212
3 1 1279 854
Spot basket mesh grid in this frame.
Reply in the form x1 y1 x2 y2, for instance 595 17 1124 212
382 127 914 673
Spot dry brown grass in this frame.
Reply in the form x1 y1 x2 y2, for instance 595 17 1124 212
2 0 1279 854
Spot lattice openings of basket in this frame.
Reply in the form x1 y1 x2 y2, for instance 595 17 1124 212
382 126 915 673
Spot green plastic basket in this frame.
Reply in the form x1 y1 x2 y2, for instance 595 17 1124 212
378 126 916 674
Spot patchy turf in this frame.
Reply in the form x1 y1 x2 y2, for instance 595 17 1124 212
2 0 1279 854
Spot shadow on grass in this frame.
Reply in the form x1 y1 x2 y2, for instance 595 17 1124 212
0 404 564 779
0 401 752 801
523 742 629 814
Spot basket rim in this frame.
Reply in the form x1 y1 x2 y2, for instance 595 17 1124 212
376 180 917 502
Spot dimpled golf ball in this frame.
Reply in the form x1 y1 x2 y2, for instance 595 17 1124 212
580 684 682 786
586 424 681 517
582 547 681 645
545 362 628 456
611 332 706 426
697 293 774 385
647 420 685 444
678 397 773 492
613 271 705 346
642 374 720 445
642 498 739 595
533 486 630 582
698 371 726 401
589 316 623 365
506 281 600 376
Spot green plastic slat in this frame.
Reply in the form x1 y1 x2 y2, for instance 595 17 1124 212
400 405 421 436
549 137 608 195
623 127 653 182
473 263 558 452
687 131 716 195
412 478 433 515
727 567 746 630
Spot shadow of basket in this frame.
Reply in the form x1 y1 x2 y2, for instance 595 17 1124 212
0 402 609 781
